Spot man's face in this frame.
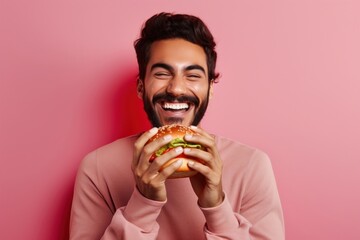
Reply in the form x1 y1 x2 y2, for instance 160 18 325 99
138 38 213 127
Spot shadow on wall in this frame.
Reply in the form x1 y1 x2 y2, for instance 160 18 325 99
59 179 75 240
57 66 151 239
111 68 152 138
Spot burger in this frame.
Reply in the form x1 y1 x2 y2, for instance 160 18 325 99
147 124 204 178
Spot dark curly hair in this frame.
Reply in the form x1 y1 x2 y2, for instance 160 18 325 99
134 12 219 83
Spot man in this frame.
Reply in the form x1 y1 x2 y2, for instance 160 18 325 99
70 12 285 239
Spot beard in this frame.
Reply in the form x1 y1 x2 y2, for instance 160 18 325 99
142 89 210 127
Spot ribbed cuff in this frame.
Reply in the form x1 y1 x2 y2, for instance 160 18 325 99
200 194 239 233
123 188 166 232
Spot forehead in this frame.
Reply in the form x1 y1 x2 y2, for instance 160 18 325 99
148 38 208 71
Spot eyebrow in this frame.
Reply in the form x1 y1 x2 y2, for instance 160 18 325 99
151 63 174 72
185 65 206 74
150 62 206 75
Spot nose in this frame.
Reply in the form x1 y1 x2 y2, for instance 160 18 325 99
166 75 186 96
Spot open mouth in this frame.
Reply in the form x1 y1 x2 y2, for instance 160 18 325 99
161 102 190 111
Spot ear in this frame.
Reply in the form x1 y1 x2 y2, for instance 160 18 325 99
136 78 144 99
209 80 214 100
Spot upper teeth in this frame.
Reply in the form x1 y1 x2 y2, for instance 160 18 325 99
163 103 189 110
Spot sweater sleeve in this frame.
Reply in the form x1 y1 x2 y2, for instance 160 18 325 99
69 151 165 240
201 150 285 240
201 194 252 239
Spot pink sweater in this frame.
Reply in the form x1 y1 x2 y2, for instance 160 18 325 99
70 134 284 239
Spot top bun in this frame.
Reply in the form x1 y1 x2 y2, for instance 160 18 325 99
148 124 196 142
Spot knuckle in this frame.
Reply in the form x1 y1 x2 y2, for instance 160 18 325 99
203 153 212 162
150 159 162 169
134 141 142 150
202 167 211 175
134 169 142 178
148 180 159 188
208 140 216 148
142 179 150 185
141 175 152 185
142 145 153 155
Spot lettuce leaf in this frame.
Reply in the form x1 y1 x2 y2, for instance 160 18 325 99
155 137 202 156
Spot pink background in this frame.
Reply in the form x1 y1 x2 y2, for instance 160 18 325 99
1 0 359 239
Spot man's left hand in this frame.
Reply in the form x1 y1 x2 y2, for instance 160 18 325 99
184 126 225 208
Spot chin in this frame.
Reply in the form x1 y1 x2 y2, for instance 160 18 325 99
161 118 194 127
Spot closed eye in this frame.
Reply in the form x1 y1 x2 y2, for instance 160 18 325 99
186 73 203 80
154 72 172 79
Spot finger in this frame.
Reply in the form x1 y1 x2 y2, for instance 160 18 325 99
154 158 183 181
133 127 158 168
184 127 222 169
187 158 222 186
185 126 215 155
183 147 213 167
137 134 173 173
187 127 222 171
140 158 183 197
143 159 182 185
189 125 214 139
146 147 184 175
187 159 214 178
185 126 215 149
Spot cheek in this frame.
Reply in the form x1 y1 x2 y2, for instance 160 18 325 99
145 79 168 94
189 83 209 99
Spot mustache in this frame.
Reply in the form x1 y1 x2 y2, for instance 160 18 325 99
152 92 199 106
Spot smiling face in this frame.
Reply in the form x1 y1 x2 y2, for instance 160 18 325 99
137 38 213 127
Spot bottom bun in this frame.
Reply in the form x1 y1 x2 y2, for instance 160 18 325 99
162 158 198 178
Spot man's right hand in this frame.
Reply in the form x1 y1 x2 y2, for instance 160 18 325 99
131 127 184 202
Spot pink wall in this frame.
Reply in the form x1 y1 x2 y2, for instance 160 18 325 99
1 1 359 239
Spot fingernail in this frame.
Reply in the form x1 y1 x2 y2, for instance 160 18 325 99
184 148 190 154
175 147 183 153
149 127 158 134
187 160 194 166
185 134 192 139
190 125 197 129
163 135 172 141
